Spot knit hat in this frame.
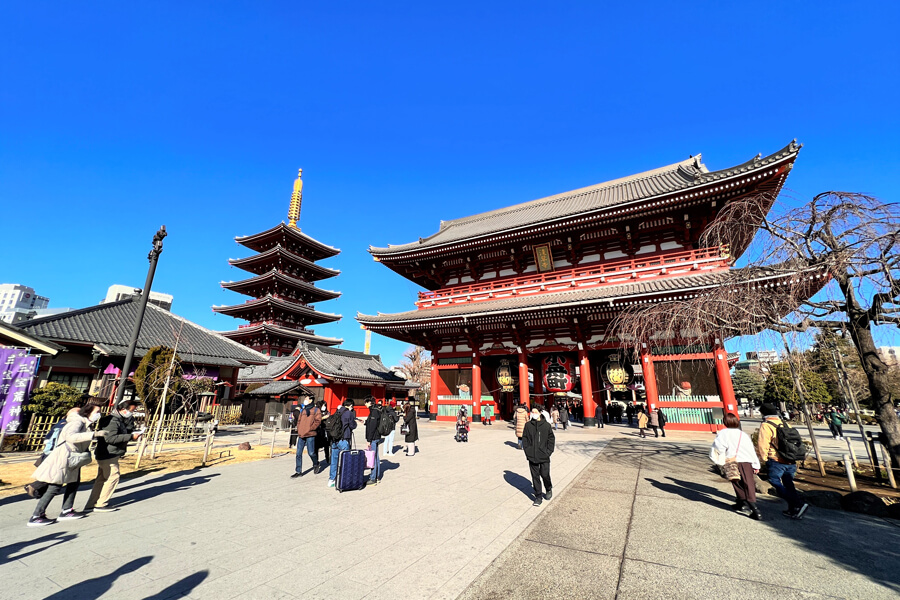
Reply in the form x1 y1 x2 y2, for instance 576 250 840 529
760 403 779 417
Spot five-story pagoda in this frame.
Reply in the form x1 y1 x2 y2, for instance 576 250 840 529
214 170 343 356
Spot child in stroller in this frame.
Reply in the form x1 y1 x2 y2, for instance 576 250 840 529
455 407 470 442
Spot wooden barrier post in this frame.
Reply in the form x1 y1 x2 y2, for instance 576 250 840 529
270 426 278 458
845 438 858 469
843 454 857 492
882 443 897 489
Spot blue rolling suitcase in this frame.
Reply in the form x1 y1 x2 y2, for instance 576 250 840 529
336 449 366 492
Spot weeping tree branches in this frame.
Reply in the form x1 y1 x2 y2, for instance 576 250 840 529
613 190 900 458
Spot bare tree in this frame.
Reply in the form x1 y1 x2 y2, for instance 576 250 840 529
398 346 431 395
614 191 900 457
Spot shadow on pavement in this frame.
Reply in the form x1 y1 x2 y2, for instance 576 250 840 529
503 470 533 498
142 569 209 599
0 491 30 508
43 556 153 599
113 473 221 507
644 477 732 509
115 468 195 493
0 531 77 563
504 441 520 449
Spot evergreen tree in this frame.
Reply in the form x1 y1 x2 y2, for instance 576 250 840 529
731 369 765 406
133 346 183 416
763 362 832 407
806 330 869 408
25 382 83 417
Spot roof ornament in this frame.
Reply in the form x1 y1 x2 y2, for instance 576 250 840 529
288 169 303 229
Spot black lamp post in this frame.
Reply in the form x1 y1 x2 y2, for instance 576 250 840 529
113 226 167 407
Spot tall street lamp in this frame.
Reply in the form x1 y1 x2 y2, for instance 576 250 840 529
113 226 167 407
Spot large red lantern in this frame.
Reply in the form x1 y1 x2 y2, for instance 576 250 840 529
542 354 574 396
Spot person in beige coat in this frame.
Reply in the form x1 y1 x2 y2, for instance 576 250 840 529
514 403 529 449
29 404 105 527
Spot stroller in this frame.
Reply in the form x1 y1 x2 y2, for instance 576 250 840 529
455 409 470 442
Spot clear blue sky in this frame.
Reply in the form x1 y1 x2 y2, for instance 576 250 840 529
2 2 898 367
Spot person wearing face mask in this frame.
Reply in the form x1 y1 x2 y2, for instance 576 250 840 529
29 402 107 526
83 399 143 514
521 407 555 507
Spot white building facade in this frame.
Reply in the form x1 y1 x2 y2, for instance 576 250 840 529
0 284 50 324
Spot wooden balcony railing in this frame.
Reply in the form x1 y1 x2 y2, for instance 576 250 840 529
416 246 730 310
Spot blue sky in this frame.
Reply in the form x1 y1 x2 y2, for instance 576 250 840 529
2 2 898 367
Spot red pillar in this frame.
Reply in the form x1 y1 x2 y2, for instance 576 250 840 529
533 356 546 407
518 350 530 409
641 351 659 411
429 363 439 420
715 347 737 415
580 349 597 426
472 354 482 422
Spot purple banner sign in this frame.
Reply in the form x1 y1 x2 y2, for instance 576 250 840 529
0 349 39 432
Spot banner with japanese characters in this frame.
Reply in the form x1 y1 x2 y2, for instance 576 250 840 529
0 349 39 433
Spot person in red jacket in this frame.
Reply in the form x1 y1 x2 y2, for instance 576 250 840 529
292 395 322 477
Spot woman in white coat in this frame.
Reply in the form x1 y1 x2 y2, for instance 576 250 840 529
710 412 761 520
29 404 105 527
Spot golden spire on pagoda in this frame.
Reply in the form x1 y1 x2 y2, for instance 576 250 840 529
287 168 303 228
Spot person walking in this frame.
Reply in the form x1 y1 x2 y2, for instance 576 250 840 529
383 399 398 455
626 403 635 426
292 395 322 477
288 404 300 449
514 403 529 449
710 413 762 520
522 408 555 506
550 405 560 430
316 400 331 465
637 408 649 438
365 397 384 485
558 402 569 431
327 399 357 489
648 407 661 437
657 408 667 437
757 403 809 519
29 404 106 527
84 399 143 513
826 407 845 440
403 402 418 456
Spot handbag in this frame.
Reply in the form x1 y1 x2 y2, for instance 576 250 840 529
67 450 92 470
722 433 742 481
364 448 376 469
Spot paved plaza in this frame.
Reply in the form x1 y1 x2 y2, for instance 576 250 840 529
1 419 898 599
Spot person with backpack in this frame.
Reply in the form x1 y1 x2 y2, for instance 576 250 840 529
383 399 399 455
757 403 809 519
327 399 357 488
292 395 322 478
364 397 385 486
522 407 555 506
84 398 143 513
29 404 106 527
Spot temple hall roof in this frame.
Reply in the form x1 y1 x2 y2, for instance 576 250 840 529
20 297 269 367
369 141 801 258
287 341 411 387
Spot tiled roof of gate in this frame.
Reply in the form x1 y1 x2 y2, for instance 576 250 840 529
299 342 408 385
20 297 269 367
358 271 734 325
245 380 313 396
370 141 801 257
238 356 295 383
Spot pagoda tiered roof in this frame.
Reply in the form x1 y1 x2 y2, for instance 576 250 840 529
220 322 343 348
229 245 340 281
236 223 340 261
220 270 341 303
370 140 801 263
213 295 341 325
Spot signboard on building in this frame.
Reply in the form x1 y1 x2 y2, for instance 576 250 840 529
0 349 39 433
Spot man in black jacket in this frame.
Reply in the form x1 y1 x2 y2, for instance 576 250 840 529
522 407 555 506
364 397 384 486
84 399 143 512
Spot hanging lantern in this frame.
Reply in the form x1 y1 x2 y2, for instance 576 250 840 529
496 359 517 392
542 354 574 396
601 355 634 392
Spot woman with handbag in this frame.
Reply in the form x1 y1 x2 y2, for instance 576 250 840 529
710 412 761 520
28 404 105 527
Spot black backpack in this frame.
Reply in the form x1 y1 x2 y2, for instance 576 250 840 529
769 422 808 463
377 407 395 437
325 408 345 440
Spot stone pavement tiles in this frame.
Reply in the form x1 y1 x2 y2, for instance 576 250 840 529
0 419 611 599
458 435 900 600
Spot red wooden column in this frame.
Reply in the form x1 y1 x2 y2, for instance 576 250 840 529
429 362 439 421
518 349 530 409
715 346 737 416
641 350 659 411
580 348 597 427
472 353 482 422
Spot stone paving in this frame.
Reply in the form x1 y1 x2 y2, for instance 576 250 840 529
0 418 611 599
459 433 900 600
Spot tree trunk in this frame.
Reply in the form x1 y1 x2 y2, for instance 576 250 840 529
839 276 900 459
